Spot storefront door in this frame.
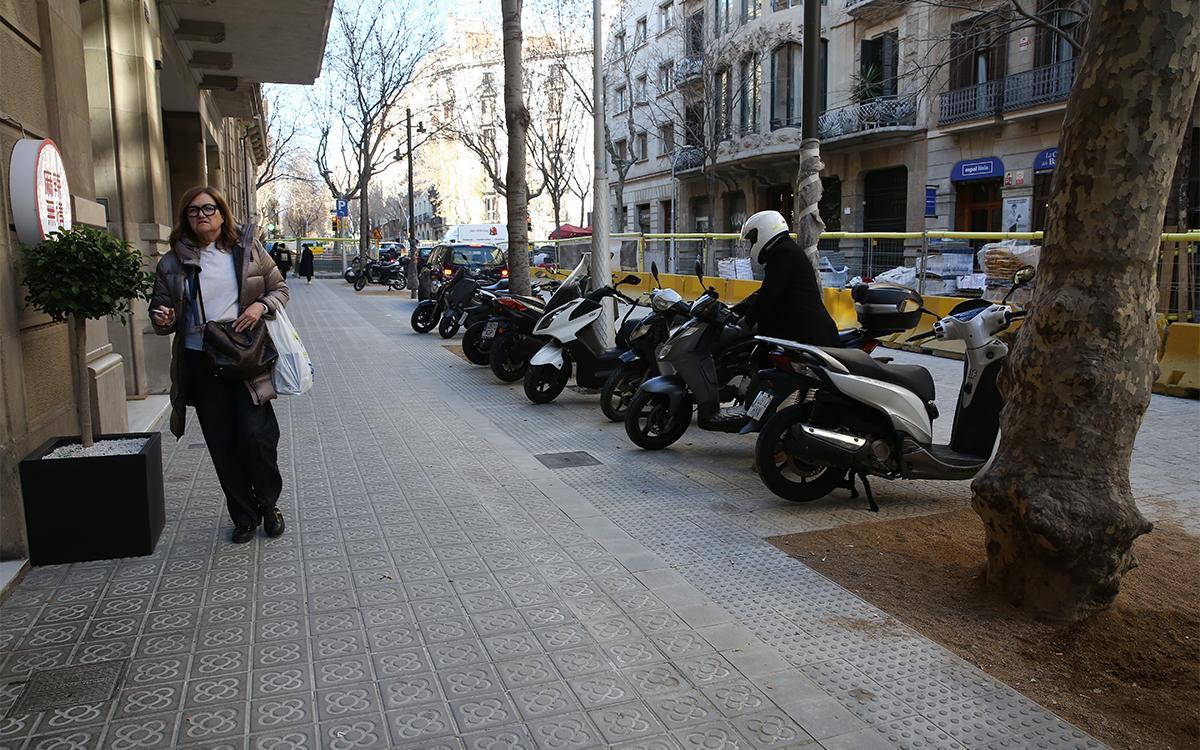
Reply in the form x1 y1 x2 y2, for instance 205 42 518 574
955 179 1003 237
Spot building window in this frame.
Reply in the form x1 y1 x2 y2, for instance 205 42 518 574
686 12 704 55
1032 171 1053 232
740 0 760 23
615 31 626 56
658 62 675 93
685 102 704 146
738 55 759 134
636 131 649 162
615 85 628 111
714 67 731 141
715 0 732 35
1035 0 1086 67
483 195 499 222
638 204 652 234
658 123 675 155
770 42 802 129
658 1 674 33
615 138 628 166
482 127 496 153
949 17 1008 90
635 17 648 46
860 31 899 100
636 75 649 104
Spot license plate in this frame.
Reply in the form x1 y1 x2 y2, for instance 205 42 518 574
747 391 773 421
483 322 498 339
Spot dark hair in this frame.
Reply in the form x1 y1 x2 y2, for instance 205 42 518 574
169 185 240 250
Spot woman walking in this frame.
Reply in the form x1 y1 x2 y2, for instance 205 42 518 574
298 243 315 284
150 186 290 543
272 242 293 280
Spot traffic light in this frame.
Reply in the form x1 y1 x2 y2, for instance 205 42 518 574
526 216 532 233
331 217 338 234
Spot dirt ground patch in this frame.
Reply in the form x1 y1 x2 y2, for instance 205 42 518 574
769 508 1199 750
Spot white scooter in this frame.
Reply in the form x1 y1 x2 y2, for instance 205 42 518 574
522 259 645 405
753 266 1036 508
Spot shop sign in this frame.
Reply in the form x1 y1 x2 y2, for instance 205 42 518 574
924 185 938 217
951 157 1004 182
1004 170 1027 187
1034 147 1058 172
8 139 72 245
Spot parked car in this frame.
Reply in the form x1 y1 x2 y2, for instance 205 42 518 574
428 242 509 284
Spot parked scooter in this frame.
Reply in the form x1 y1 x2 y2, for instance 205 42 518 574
622 262 760 449
487 258 591 382
353 257 408 291
598 263 689 421
462 280 559 365
522 271 645 404
752 266 1036 508
411 268 464 333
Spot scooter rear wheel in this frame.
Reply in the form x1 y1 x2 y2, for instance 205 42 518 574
410 303 437 333
624 388 692 450
461 321 491 365
488 335 527 382
600 366 645 422
754 402 845 502
438 316 460 339
524 363 570 404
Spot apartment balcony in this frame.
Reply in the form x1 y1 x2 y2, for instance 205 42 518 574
844 0 908 22
675 56 704 87
1003 58 1077 113
671 145 704 173
938 59 1077 127
818 94 920 143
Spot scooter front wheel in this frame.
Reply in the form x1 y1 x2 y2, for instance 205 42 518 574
488 335 527 382
353 274 368 292
524 363 570 404
410 303 437 333
461 321 491 365
438 315 460 339
754 403 845 502
600 366 645 422
624 389 692 450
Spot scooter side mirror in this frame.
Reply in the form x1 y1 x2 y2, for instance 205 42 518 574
694 260 705 286
617 274 642 287
1012 265 1036 287
650 262 661 288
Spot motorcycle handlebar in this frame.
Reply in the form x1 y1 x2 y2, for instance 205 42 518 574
906 329 936 342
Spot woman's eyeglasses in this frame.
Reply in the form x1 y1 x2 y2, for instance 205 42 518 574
186 204 218 218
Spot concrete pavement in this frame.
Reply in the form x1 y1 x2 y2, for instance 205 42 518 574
3 278 1186 749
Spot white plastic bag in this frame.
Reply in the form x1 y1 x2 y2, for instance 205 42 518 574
266 309 314 396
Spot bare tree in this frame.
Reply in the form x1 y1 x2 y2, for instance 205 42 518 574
567 166 592 226
528 65 591 232
314 0 438 259
278 154 329 237
256 88 308 190
972 0 1199 621
444 74 544 203
502 0 533 295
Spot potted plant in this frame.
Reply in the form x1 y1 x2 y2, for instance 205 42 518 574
17 225 162 566
851 64 884 129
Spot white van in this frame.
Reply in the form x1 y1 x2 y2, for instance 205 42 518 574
442 223 508 249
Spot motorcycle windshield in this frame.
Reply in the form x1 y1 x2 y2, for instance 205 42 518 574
544 254 589 310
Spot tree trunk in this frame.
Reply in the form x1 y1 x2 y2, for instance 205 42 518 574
501 0 532 296
971 0 1200 622
794 138 826 286
358 175 371 259
552 199 561 236
74 315 94 449
613 185 626 232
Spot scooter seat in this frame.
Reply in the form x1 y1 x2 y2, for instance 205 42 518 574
819 348 936 405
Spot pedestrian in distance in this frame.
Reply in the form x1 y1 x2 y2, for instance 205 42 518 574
272 242 293 280
298 243 315 285
149 185 290 544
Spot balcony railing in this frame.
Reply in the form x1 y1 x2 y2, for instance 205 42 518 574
675 56 703 85
938 79 1003 125
818 94 918 139
939 59 1077 125
1004 58 1077 112
671 145 704 172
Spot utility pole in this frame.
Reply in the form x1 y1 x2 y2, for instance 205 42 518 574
406 108 420 299
592 0 613 346
795 0 825 284
802 0 820 141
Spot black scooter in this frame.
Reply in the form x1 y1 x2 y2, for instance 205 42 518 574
411 269 464 333
487 260 589 382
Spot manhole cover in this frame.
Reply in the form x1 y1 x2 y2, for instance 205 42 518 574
534 451 601 469
9 660 125 715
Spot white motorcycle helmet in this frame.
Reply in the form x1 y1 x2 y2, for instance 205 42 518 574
740 210 791 264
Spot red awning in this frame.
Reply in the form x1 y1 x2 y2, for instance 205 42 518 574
549 224 592 239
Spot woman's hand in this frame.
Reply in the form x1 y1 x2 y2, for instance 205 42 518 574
233 302 268 333
151 306 175 328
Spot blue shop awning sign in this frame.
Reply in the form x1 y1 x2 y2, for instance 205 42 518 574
951 157 1004 182
1034 147 1058 172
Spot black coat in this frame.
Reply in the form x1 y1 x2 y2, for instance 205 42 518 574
297 248 315 277
742 235 839 346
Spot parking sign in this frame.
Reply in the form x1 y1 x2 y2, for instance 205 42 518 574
335 199 349 217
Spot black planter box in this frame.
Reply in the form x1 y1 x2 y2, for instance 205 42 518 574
19 432 165 566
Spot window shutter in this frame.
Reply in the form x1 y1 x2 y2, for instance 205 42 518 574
949 20 971 90
987 23 1009 82
881 31 898 96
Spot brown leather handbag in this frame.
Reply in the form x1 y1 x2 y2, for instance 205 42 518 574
191 268 277 381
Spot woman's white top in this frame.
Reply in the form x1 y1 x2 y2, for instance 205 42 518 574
185 243 239 351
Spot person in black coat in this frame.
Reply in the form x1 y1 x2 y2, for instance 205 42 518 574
297 244 315 284
735 210 839 347
271 242 293 280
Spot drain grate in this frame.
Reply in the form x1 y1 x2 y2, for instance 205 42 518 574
533 451 601 469
187 443 206 449
8 660 125 715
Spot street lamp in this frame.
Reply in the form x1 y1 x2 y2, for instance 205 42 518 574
399 109 427 298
